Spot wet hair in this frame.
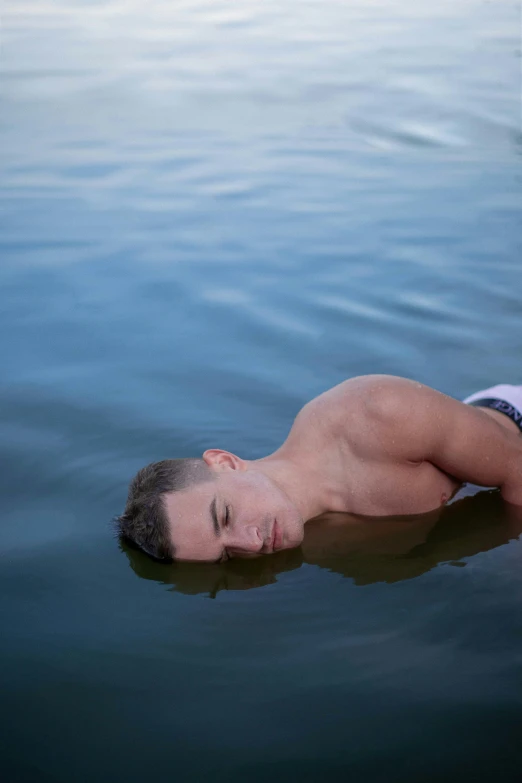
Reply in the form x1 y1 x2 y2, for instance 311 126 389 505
114 458 213 562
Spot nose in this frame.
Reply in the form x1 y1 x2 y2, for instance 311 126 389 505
227 523 263 556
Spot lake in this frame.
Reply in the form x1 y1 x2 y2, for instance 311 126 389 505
1 0 522 780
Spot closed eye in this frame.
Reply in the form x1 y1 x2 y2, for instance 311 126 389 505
223 505 231 528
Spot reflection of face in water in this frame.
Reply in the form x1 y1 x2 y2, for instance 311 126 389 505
122 539 304 598
121 489 522 597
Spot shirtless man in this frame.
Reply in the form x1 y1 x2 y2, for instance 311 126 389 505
116 375 522 563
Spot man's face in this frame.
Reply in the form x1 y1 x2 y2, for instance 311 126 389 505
164 464 304 562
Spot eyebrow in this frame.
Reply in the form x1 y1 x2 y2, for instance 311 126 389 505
209 497 221 538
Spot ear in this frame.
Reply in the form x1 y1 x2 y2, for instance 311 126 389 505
202 449 246 472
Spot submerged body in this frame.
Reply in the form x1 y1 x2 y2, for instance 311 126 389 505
157 375 522 562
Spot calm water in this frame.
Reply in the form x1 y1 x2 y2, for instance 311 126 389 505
1 0 522 780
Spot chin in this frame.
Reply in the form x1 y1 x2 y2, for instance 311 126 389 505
282 515 304 550
282 538 301 553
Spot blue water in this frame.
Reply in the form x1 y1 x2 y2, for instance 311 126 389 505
1 0 522 780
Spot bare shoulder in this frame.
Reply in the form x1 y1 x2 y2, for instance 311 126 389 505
351 375 441 418
289 375 435 444
303 374 434 418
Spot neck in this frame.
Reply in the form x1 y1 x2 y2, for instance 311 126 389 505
249 449 331 523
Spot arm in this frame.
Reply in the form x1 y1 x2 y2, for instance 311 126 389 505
365 376 522 505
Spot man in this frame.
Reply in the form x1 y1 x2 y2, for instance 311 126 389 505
116 375 522 564
121 488 522 596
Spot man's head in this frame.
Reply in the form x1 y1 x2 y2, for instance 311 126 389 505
115 457 212 561
116 450 305 563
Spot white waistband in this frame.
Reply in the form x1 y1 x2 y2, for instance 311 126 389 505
463 384 522 411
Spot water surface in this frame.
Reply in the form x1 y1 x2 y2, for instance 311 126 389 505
1 0 522 780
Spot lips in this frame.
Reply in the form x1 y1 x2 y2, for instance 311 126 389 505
271 519 283 552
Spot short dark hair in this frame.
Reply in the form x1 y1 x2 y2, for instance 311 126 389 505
115 458 212 561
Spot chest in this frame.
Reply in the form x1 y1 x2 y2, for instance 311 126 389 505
289 394 461 515
337 458 461 516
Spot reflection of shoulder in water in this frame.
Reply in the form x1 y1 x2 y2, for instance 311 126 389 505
121 489 522 596
304 489 521 586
